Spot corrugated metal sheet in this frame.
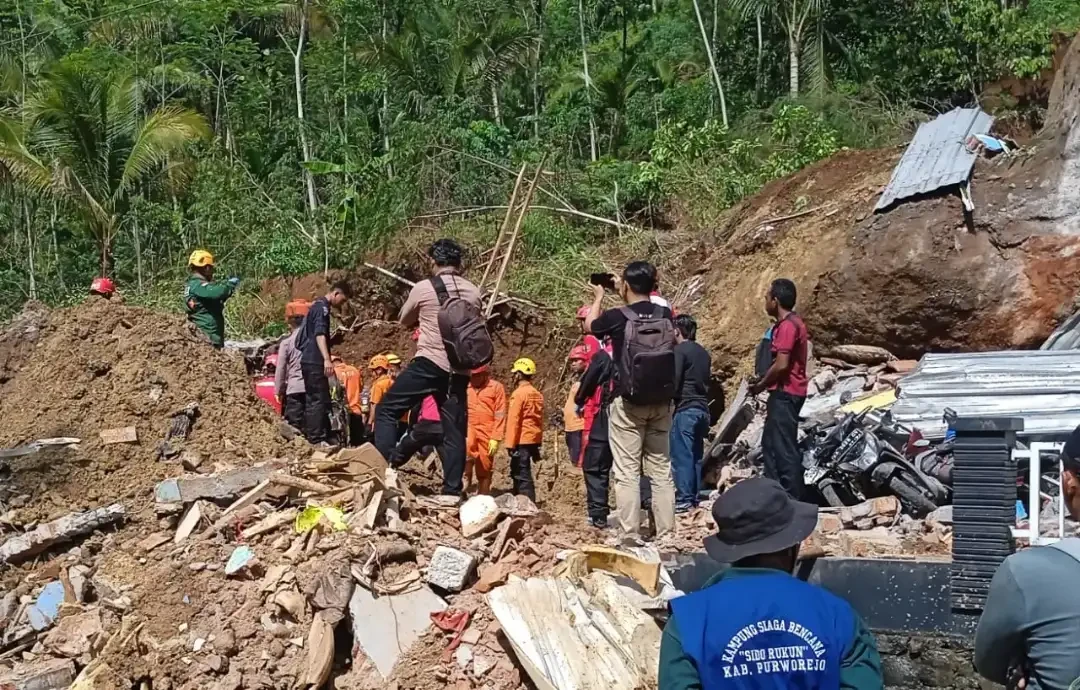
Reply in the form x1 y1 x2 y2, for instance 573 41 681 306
875 107 994 212
1041 308 1080 350
892 351 1080 438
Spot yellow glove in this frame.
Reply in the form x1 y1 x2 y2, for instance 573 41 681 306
488 439 500 456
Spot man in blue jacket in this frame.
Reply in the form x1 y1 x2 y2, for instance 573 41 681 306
659 477 883 689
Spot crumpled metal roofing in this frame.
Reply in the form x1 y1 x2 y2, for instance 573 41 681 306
875 107 994 212
892 351 1080 438
1041 308 1080 350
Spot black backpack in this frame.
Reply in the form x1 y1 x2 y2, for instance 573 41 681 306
431 275 494 371
617 305 676 405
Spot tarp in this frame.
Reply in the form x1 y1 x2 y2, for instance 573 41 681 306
875 107 994 212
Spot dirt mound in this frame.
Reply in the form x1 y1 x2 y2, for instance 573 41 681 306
687 34 1080 371
0 300 50 386
0 299 291 522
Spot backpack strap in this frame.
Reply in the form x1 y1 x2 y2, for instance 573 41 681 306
1050 537 1080 566
431 275 450 306
619 306 639 322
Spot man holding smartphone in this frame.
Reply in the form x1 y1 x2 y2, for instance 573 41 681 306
584 261 677 541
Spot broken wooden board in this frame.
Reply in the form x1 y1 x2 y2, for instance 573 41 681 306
488 573 661 690
99 427 138 445
155 462 283 504
174 502 203 544
580 546 660 596
0 504 125 564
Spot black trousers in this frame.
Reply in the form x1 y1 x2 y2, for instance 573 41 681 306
565 430 583 465
300 362 331 444
395 420 444 464
347 413 365 447
374 357 468 496
763 390 806 499
509 444 539 502
283 393 306 431
583 441 613 521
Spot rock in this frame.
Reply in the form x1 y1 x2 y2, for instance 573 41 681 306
459 496 500 538
215 629 237 656
821 344 895 365
99 427 138 445
886 359 919 374
0 658 76 690
66 566 90 604
838 496 899 528
490 518 526 561
272 590 306 620
927 505 953 526
204 654 227 674
473 654 496 677
494 494 539 517
838 527 902 557
189 562 207 572
154 463 281 504
0 504 125 564
349 585 447 679
473 563 509 594
808 369 838 397
180 450 204 472
454 644 474 670
0 589 19 626
816 513 843 534
43 609 102 658
427 546 477 593
460 628 482 645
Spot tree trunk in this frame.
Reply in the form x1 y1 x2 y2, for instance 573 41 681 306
23 200 36 300
789 33 800 97
492 83 502 125
577 0 598 162
692 0 728 127
381 5 394 177
755 11 764 103
292 0 318 214
133 215 143 292
532 0 544 139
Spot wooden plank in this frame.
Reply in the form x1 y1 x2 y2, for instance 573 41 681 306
580 546 661 596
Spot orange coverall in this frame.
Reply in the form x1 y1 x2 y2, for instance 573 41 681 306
332 359 363 415
466 378 507 494
506 381 545 448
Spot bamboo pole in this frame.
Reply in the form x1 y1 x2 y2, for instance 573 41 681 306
413 204 633 232
480 163 528 290
485 156 547 319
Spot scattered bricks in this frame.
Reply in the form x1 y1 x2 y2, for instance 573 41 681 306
154 463 282 504
886 359 919 374
43 609 103 658
0 504 125 564
816 513 843 534
473 563 509 594
427 546 477 593
838 496 899 528
838 527 902 557
0 658 76 690
138 532 171 552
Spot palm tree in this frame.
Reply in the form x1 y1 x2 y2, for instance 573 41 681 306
0 64 210 273
733 0 824 96
453 15 537 125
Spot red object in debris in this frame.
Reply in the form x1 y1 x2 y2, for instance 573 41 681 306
264 352 279 369
430 608 471 659
254 377 280 414
90 277 116 296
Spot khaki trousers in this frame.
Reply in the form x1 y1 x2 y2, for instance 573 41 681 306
608 396 676 538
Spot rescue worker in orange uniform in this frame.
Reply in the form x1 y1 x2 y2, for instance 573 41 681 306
465 365 507 495
366 355 393 435
332 355 363 445
505 358 544 502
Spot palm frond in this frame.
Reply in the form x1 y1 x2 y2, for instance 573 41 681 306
0 115 52 193
802 17 827 94
730 0 773 22
120 105 210 194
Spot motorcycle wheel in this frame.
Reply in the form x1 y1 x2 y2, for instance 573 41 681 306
888 475 938 518
821 485 851 508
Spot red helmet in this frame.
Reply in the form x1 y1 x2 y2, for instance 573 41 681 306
576 305 590 320
471 365 489 375
569 346 589 362
90 277 115 296
265 353 279 368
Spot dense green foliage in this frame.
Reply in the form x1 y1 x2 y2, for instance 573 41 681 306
0 0 1076 328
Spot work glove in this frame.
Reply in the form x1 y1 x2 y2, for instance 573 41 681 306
488 439 500 456
227 276 240 287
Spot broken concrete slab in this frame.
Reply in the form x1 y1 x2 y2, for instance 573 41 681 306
838 496 899 527
0 658 77 690
459 495 500 538
99 426 137 445
349 584 447 678
817 512 843 534
473 563 510 594
43 608 103 658
0 504 125 564
427 546 477 593
138 532 171 552
154 463 282 504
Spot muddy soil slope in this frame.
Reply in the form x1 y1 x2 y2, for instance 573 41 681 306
692 33 1080 370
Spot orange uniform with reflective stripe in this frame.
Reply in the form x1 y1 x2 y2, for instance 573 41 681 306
506 381 544 448
466 378 507 494
333 360 363 415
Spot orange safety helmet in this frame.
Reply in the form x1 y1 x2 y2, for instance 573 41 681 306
369 354 390 371
90 277 116 296
285 299 311 319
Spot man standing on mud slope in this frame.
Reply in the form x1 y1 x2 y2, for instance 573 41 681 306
295 282 353 445
184 249 238 348
374 239 482 496
749 278 810 499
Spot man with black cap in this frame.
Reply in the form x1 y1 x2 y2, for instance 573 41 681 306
974 425 1080 690
659 477 882 689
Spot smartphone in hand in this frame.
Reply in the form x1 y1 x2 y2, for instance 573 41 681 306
589 272 617 291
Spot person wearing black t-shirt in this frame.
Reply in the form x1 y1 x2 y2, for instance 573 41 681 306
584 261 676 541
295 282 352 444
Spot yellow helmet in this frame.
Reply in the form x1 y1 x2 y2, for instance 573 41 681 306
188 249 215 267
511 357 537 376
369 355 390 370
385 353 402 365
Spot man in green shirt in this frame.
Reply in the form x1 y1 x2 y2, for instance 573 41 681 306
184 249 238 348
659 477 883 690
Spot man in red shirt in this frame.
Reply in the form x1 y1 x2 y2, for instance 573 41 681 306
750 278 809 498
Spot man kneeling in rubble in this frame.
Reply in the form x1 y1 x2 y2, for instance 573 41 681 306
659 477 882 689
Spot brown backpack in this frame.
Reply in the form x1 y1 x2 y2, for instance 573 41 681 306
617 305 676 405
431 275 494 371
